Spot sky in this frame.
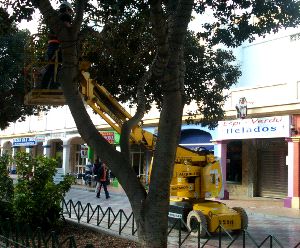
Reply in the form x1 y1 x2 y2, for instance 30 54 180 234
18 10 40 33
17 6 204 34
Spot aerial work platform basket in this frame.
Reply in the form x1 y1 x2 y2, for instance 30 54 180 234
24 34 65 106
24 89 65 105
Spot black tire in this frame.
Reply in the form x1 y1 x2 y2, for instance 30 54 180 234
187 210 208 237
233 207 248 230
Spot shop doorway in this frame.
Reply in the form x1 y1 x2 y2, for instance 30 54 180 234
226 140 242 183
257 138 288 198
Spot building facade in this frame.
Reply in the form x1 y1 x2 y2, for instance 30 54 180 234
3 27 300 208
0 103 215 185
216 27 300 209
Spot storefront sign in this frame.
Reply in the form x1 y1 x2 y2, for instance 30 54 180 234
13 137 37 147
50 132 66 139
100 131 120 144
35 135 46 142
218 116 290 140
80 144 88 158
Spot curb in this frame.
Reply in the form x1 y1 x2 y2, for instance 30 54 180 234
245 210 300 220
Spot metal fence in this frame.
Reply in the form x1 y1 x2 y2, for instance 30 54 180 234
0 219 90 248
61 198 137 236
61 198 300 248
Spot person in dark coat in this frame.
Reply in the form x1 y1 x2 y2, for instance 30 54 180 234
41 33 61 89
41 1 73 89
93 159 110 199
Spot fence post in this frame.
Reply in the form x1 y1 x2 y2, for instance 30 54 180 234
178 219 182 247
119 210 122 235
197 221 201 248
108 208 111 229
218 225 222 248
270 235 273 248
77 201 81 222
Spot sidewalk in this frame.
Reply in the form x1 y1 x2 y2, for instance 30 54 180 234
72 183 300 219
67 185 300 247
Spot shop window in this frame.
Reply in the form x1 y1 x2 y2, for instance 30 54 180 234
226 141 242 183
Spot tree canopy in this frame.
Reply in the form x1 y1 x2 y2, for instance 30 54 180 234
0 7 44 130
3 1 300 129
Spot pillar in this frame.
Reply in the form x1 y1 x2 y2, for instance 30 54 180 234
62 140 71 175
43 141 51 158
215 140 229 199
284 138 300 209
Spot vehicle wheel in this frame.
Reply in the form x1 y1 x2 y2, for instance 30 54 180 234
233 207 248 230
187 210 208 237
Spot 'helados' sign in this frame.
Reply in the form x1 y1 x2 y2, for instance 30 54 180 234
217 115 290 140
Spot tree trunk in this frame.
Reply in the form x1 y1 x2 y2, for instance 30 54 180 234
35 1 192 247
137 90 184 248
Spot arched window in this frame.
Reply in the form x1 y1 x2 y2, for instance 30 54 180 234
180 129 214 151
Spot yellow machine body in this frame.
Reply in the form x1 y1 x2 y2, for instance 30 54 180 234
192 201 241 232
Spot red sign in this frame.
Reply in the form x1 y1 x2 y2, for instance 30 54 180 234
100 132 115 144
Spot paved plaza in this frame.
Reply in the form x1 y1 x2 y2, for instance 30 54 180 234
64 185 300 247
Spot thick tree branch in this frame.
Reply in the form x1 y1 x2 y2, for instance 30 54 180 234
149 0 169 79
73 0 87 34
120 70 150 159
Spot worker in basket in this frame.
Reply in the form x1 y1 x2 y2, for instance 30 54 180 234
41 1 73 89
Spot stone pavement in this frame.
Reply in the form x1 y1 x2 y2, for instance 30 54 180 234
65 184 300 247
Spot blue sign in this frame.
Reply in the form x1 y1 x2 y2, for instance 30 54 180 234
13 137 37 147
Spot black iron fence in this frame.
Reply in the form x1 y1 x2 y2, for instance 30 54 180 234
0 219 91 248
61 198 300 248
61 198 137 236
168 217 300 248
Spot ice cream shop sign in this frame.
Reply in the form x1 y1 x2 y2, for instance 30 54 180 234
218 116 290 140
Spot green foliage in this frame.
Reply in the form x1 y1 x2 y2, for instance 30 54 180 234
2 1 300 128
0 154 14 219
0 7 45 130
195 0 300 47
12 152 74 229
81 12 240 128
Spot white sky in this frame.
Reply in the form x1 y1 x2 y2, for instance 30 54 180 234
18 10 40 34
18 7 204 34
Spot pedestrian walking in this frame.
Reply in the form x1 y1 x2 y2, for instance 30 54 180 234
93 159 110 199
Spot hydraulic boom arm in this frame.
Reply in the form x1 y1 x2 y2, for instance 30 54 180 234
79 70 223 200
